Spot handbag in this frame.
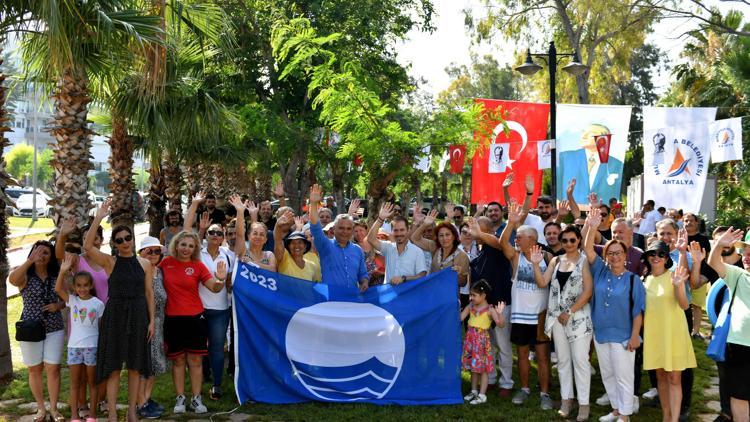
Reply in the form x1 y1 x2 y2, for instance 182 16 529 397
15 320 46 342
707 282 736 362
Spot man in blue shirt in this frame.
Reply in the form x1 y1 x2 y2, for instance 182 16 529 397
308 184 369 292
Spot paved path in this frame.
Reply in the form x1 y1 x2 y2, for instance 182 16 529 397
5 223 151 298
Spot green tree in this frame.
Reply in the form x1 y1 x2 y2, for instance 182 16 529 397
5 144 53 187
438 54 523 106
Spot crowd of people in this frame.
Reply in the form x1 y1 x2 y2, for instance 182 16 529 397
8 176 750 422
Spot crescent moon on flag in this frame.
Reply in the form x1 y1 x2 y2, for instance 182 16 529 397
452 148 462 158
492 120 528 168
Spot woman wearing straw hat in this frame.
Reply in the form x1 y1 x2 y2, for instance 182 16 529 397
273 210 321 282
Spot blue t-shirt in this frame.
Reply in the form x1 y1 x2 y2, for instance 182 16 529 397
591 256 646 344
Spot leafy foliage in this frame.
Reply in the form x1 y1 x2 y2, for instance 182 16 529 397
6 144 53 188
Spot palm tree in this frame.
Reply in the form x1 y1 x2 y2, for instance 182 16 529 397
20 0 163 226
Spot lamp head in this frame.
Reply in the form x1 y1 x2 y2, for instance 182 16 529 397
515 50 542 76
562 51 587 76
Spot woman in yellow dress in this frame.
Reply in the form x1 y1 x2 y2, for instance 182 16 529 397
642 240 696 422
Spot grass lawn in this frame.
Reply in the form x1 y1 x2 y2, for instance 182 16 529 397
8 217 57 230
0 294 719 421
7 216 114 249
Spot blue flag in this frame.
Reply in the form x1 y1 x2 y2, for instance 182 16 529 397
232 263 462 405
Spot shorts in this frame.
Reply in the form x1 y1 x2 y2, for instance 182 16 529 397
726 343 750 400
164 313 208 359
511 312 550 346
20 329 65 366
691 283 708 308
67 347 97 366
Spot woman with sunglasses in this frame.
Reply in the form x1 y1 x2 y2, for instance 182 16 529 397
641 239 695 422
582 212 645 422
534 221 593 421
84 198 155 422
135 237 168 418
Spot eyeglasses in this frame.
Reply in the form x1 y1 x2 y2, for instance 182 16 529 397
114 235 132 244
600 213 609 218
207 230 224 237
142 248 162 256
561 238 578 244
606 250 624 257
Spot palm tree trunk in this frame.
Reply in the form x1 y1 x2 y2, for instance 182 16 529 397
48 67 94 225
107 115 136 229
162 155 183 212
147 161 166 238
0 52 16 381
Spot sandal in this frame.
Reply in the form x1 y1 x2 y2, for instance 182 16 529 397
49 410 65 422
32 409 47 422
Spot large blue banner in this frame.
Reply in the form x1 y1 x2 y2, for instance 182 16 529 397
232 263 462 405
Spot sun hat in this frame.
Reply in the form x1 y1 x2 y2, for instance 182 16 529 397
139 236 165 253
324 222 335 231
641 239 673 269
284 231 311 254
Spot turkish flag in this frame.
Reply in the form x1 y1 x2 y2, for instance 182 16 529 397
595 134 612 163
448 145 466 174
471 99 550 206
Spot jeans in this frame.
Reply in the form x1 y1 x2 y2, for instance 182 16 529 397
204 308 231 388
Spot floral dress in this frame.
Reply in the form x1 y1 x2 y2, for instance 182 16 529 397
462 306 494 373
544 253 593 341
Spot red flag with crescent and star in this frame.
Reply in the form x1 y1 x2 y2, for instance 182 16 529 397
471 99 550 205
448 145 466 174
595 133 612 164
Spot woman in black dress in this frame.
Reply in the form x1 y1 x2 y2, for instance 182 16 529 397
84 198 154 422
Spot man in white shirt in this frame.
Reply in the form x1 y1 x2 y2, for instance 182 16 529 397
368 203 428 284
635 200 662 236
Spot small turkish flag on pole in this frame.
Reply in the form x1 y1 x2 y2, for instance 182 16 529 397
595 134 612 163
448 145 466 174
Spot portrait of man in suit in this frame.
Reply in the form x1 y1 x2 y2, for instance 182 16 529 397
557 123 624 204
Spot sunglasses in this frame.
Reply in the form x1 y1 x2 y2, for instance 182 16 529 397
561 238 578 244
207 230 224 237
114 235 132 244
648 251 668 258
142 247 162 256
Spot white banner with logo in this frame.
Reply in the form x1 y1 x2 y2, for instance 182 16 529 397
537 139 552 169
643 107 717 212
709 117 744 163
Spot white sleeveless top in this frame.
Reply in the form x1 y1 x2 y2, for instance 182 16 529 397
510 253 548 325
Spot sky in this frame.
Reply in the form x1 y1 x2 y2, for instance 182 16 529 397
395 0 732 99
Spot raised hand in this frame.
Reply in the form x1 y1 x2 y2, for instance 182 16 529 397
424 209 438 226
411 201 421 221
60 252 76 274
587 192 600 209
95 198 111 220
27 245 45 264
503 173 514 188
467 217 482 237
294 216 305 232
215 260 228 281
199 212 210 231
558 200 571 217
59 216 77 236
529 244 544 265
444 203 455 220
672 265 689 286
585 210 602 228
675 227 688 253
309 184 322 205
228 194 245 211
245 200 258 217
273 181 285 198
496 301 506 314
689 240 705 262
715 226 744 248
507 201 523 225
379 202 395 221
277 210 294 227
192 190 206 205
567 178 577 196
347 198 361 216
524 174 534 194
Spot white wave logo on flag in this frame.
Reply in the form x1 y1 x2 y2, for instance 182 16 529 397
285 302 405 401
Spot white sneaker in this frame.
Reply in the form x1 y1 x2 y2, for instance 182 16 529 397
632 395 640 414
642 388 658 400
469 393 487 405
173 394 186 414
551 352 558 364
598 412 619 422
596 393 610 406
464 390 478 401
529 351 536 361
189 395 207 414
590 362 597 375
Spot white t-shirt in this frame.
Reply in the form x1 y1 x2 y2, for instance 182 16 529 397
511 253 548 324
637 210 662 235
199 246 231 310
67 295 105 348
524 213 548 246
380 241 428 284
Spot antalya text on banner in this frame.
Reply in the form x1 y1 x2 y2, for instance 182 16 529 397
708 117 744 163
471 99 549 205
642 106 717 213
232 262 463 405
555 104 632 203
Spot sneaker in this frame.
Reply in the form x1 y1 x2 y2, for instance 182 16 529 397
598 411 619 422
595 393 610 406
540 393 554 410
98 401 108 414
589 363 597 375
173 394 186 414
642 387 658 400
189 395 208 414
512 389 529 405
147 399 165 413
498 388 512 398
469 393 487 405
137 401 161 419
551 351 558 364
209 386 223 401
632 395 640 414
464 390 478 401
529 351 536 361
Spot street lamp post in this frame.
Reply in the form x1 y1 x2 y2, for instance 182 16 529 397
515 41 587 199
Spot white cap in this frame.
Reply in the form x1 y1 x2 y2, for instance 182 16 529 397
139 236 165 252
324 222 335 231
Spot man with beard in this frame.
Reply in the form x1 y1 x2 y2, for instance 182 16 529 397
367 203 427 285
203 194 225 225
542 222 563 256
160 210 183 247
258 201 276 231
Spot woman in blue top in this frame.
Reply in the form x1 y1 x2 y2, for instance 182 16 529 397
583 211 645 421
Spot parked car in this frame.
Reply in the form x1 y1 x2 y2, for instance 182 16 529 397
13 193 53 218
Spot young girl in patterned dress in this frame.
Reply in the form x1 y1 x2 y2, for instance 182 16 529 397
461 280 506 405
